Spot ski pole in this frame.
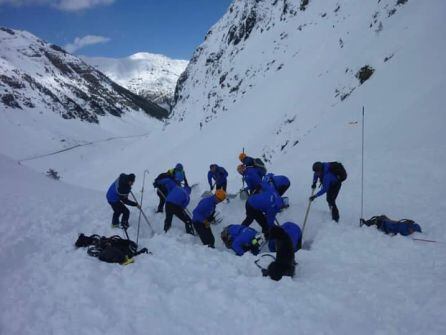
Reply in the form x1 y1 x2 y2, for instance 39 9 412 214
136 170 149 247
130 191 155 237
301 188 316 238
360 106 365 226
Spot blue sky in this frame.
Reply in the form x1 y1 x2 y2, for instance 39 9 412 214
0 0 233 60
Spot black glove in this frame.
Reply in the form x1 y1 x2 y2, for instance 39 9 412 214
311 183 316 189
309 195 317 202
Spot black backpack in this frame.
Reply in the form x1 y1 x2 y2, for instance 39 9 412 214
75 234 148 264
329 162 347 182
253 158 267 176
153 172 174 187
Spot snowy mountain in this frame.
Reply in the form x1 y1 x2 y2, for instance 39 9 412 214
0 27 167 159
1 0 446 334
82 53 188 111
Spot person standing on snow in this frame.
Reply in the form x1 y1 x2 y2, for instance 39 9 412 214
220 224 263 256
309 161 347 222
106 173 140 229
164 185 194 234
238 152 267 177
192 189 227 248
170 163 189 187
241 189 284 239
237 164 263 195
153 172 177 213
208 164 228 191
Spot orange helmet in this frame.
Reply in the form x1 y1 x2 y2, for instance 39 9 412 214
239 152 247 161
215 189 226 201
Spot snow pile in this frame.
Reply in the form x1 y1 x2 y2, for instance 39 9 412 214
1 155 445 335
83 53 188 111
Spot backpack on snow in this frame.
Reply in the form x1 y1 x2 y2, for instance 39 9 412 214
329 162 347 182
360 215 422 236
75 234 148 264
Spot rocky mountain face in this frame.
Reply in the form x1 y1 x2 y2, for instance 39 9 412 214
172 0 420 161
82 53 188 112
0 27 168 123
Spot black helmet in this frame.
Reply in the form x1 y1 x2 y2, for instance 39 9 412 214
312 162 323 172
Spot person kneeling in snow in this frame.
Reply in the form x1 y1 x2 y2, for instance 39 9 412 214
309 161 347 222
208 164 228 191
262 225 296 281
164 185 194 235
192 189 227 248
221 224 264 256
241 189 284 239
106 173 140 229
268 222 302 253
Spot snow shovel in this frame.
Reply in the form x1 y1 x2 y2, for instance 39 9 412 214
301 188 315 240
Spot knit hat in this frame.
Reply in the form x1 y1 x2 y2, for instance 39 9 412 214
312 162 323 172
128 173 136 182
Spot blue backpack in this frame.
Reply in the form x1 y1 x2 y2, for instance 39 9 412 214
361 215 422 236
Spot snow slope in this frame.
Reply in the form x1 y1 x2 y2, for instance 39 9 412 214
1 0 446 334
82 53 188 111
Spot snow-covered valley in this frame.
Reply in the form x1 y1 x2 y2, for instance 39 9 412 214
1 0 446 334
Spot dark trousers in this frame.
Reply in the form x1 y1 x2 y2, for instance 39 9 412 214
109 201 129 226
157 187 167 212
327 180 342 221
216 181 227 191
164 202 194 234
241 202 269 236
193 221 215 248
277 183 290 196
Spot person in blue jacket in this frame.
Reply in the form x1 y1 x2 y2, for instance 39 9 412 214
241 190 284 238
237 164 262 195
309 161 346 222
221 224 263 256
262 173 290 196
106 173 140 229
192 189 227 248
239 153 267 177
164 185 194 234
153 171 177 213
208 164 228 191
268 222 302 252
170 163 189 187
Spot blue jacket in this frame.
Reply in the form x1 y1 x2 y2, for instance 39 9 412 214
243 167 262 193
268 222 302 252
313 163 339 198
106 174 137 206
157 177 177 193
192 195 217 223
379 221 422 236
166 186 191 209
208 165 228 188
227 224 258 256
248 191 283 228
262 174 290 193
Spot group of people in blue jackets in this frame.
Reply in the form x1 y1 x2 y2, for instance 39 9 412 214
106 154 347 281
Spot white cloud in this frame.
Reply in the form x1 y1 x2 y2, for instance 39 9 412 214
64 35 110 53
0 0 115 11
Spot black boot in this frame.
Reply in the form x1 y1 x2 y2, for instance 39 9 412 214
331 205 339 222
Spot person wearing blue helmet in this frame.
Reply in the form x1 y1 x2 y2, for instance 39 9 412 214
170 163 189 187
164 185 194 234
